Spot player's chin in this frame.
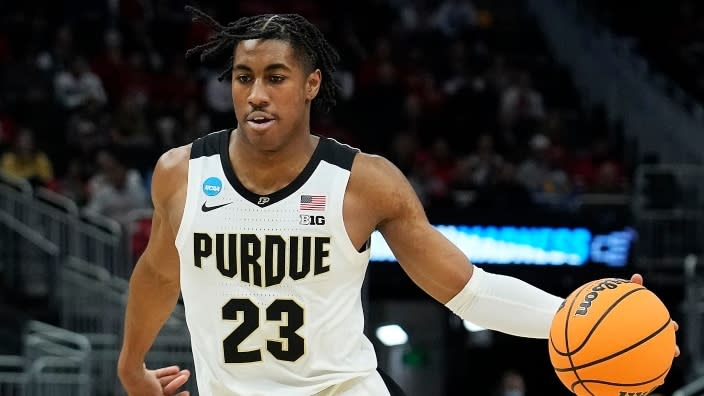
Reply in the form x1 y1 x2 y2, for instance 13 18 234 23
240 123 284 150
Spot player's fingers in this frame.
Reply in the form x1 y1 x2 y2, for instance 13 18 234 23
153 366 181 378
629 273 643 285
163 371 190 395
158 373 184 387
672 320 680 357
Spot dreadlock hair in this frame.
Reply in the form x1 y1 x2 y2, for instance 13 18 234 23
185 6 341 113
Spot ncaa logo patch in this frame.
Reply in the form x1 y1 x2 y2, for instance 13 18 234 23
202 177 223 197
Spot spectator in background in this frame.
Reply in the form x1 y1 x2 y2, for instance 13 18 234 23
499 71 545 147
0 127 54 188
64 99 111 161
431 0 479 37
56 158 89 206
91 29 130 105
0 110 17 152
418 137 458 206
493 369 526 396
84 148 149 226
112 93 153 149
388 132 434 207
589 160 628 194
456 133 504 190
204 68 234 131
54 56 108 112
473 161 534 211
516 133 571 206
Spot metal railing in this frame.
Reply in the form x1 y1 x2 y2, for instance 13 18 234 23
0 170 129 281
683 255 704 381
630 165 704 271
673 375 704 396
0 321 93 396
0 209 61 309
0 171 195 394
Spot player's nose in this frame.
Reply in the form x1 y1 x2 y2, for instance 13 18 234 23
247 79 270 108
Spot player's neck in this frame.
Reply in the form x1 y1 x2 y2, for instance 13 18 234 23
229 130 319 195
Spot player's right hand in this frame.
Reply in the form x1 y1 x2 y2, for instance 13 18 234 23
120 364 191 396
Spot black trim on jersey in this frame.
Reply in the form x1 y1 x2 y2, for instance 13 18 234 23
190 129 229 159
212 130 358 208
319 137 358 171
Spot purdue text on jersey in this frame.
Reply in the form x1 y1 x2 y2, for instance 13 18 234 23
193 233 331 286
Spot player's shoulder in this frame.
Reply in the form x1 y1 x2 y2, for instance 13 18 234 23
351 151 404 184
151 143 191 204
317 136 407 193
155 144 191 175
348 151 421 223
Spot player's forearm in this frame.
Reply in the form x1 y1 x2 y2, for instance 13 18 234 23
118 258 181 373
445 266 564 339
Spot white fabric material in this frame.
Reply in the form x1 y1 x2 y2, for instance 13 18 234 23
315 371 390 396
445 266 564 339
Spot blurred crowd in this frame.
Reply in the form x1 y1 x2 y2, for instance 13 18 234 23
584 0 704 105
0 0 632 228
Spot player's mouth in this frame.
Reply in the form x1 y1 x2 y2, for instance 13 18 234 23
246 112 276 131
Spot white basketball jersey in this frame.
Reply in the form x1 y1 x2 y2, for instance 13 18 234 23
175 130 384 396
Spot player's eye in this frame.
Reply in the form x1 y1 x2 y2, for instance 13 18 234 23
269 75 286 84
235 74 251 84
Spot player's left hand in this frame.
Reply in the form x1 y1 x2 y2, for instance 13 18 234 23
629 273 680 357
154 366 191 395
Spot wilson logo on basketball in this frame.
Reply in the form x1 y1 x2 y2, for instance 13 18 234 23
574 278 629 316
618 390 654 396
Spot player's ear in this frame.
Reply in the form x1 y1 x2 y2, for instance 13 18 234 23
305 69 321 101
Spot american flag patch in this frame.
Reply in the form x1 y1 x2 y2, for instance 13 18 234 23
300 195 326 211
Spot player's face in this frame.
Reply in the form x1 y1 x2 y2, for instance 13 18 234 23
231 39 321 150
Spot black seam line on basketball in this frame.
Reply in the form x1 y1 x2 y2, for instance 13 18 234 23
564 282 597 396
554 316 672 372
553 287 647 357
568 367 670 392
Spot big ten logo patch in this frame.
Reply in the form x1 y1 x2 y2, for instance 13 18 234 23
202 177 223 196
300 215 326 225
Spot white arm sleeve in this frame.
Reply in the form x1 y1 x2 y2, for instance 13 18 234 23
445 266 564 339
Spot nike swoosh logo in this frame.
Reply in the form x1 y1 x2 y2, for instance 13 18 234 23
201 202 233 212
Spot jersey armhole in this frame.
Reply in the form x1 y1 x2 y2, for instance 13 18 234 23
174 158 195 249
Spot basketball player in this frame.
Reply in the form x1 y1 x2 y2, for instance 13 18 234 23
117 7 678 396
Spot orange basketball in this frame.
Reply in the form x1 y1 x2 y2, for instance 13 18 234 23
548 278 676 396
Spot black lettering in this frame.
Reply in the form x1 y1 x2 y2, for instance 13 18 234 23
265 235 286 287
289 237 311 280
575 291 598 316
240 234 262 287
193 233 212 268
216 234 237 278
313 237 330 275
575 279 629 316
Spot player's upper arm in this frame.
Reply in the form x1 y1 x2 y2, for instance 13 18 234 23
137 145 190 284
353 154 474 303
